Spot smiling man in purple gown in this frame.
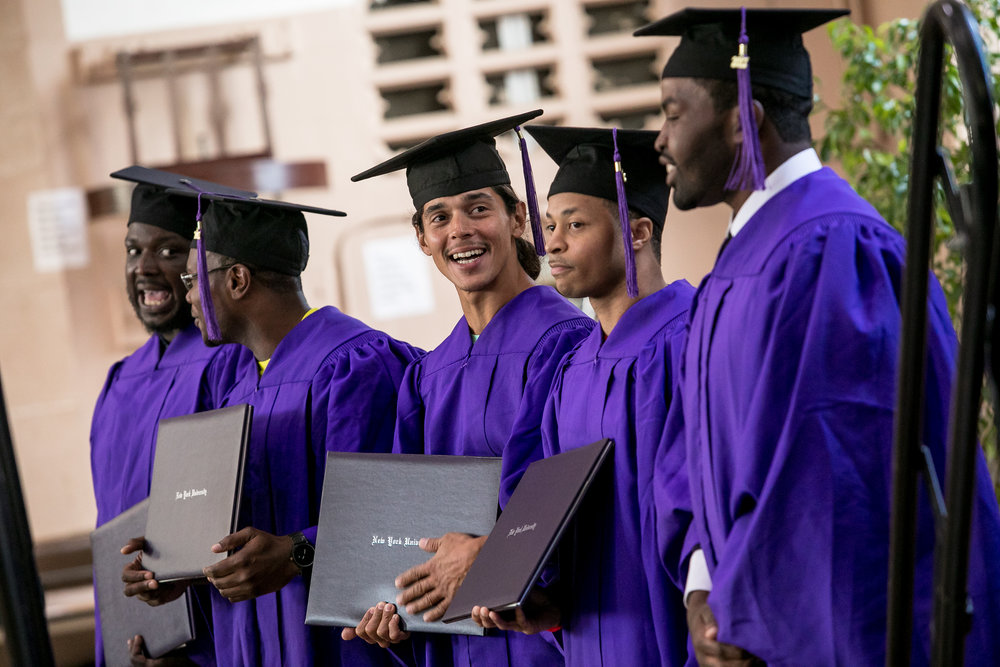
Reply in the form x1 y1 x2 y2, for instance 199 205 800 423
473 125 695 666
122 192 420 666
345 111 591 667
637 7 1000 665
90 168 256 665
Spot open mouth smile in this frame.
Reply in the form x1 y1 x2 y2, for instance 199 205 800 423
449 248 486 265
135 282 175 312
140 290 171 307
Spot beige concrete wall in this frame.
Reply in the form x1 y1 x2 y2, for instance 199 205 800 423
1 0 930 543
0 0 98 540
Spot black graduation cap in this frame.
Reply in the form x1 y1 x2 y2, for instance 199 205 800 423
352 110 548 254
110 165 257 239
163 189 344 342
525 126 667 224
636 7 847 192
525 126 665 298
634 7 849 99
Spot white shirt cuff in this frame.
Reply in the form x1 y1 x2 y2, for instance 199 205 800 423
684 548 712 607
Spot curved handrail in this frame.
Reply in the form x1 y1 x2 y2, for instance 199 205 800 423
887 1 998 665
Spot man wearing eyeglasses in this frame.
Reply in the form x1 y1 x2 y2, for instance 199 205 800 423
89 170 255 665
123 193 421 667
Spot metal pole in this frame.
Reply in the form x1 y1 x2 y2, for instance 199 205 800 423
929 2 998 663
886 12 940 664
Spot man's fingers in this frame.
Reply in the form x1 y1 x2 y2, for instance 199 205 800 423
376 604 396 646
396 574 435 606
488 608 520 632
422 599 449 623
203 549 243 580
419 536 441 553
207 565 252 603
387 609 411 643
206 566 246 591
122 565 154 584
212 579 253 604
128 634 147 664
394 562 430 589
471 605 494 629
352 607 376 643
124 577 159 599
121 537 145 555
471 605 517 631
212 526 255 554
363 603 392 648
404 587 443 615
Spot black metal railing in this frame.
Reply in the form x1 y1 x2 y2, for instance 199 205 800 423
887 1 998 665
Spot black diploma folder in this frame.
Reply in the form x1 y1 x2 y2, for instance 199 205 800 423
442 438 613 623
91 498 194 665
142 404 252 582
306 452 502 635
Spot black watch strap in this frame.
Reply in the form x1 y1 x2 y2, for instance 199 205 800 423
290 531 314 572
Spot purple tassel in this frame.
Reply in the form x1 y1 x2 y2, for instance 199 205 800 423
724 6 766 192
194 193 222 342
613 128 638 298
516 126 546 256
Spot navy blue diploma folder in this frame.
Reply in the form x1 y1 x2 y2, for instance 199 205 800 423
306 452 501 635
142 404 252 582
442 438 614 623
91 498 194 665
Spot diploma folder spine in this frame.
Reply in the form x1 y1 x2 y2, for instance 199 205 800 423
441 438 614 623
142 404 252 582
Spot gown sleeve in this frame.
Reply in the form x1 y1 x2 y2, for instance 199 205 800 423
637 322 695 590
500 319 593 506
392 360 427 455
300 335 417 544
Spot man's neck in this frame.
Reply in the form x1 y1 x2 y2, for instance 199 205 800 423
589 258 666 338
457 271 534 336
724 140 812 217
158 330 178 346
239 294 311 361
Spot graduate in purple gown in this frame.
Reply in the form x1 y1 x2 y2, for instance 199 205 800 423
90 168 255 665
345 111 590 666
122 191 420 666
474 125 695 666
637 7 1000 665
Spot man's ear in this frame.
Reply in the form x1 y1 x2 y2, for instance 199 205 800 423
227 264 253 300
630 216 654 249
415 224 432 257
511 200 528 239
727 99 765 148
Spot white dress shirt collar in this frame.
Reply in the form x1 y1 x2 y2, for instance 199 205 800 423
728 148 823 238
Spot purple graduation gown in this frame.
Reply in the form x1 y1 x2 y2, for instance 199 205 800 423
91 324 251 526
678 167 1000 665
90 323 253 666
213 306 421 667
541 282 694 667
394 285 594 667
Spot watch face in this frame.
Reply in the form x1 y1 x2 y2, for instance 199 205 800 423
293 542 314 567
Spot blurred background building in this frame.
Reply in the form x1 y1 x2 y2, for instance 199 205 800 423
0 0 919 662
